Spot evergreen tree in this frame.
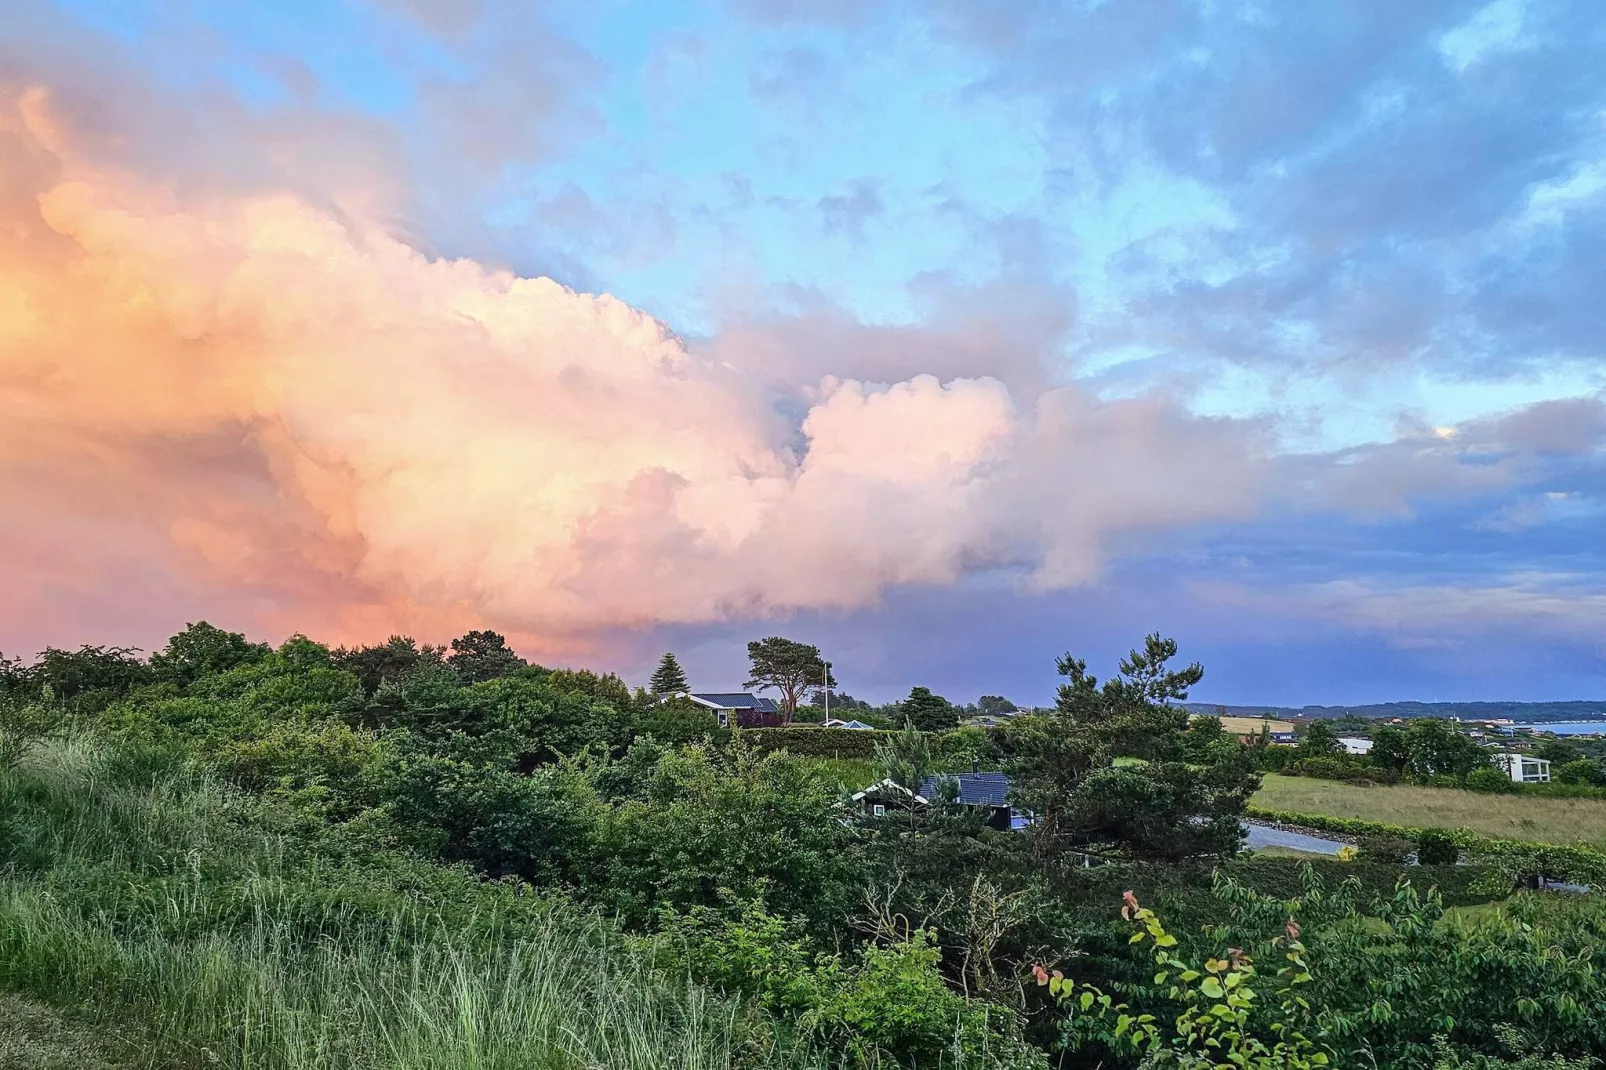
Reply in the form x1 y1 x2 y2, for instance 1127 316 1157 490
648 652 689 695
900 686 958 732
1297 718 1344 759
446 630 525 684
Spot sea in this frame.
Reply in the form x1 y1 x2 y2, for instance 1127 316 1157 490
1514 721 1606 736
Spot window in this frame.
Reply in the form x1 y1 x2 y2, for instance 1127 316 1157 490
873 804 886 817
716 711 729 728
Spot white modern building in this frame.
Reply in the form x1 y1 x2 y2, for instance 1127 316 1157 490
1338 736 1373 755
1493 752 1551 784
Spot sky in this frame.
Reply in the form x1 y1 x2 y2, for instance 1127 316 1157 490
2 0 1604 706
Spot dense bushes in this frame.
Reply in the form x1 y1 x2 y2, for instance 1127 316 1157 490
1044 877 1606 1070
6 623 1604 1070
1358 833 1415 863
656 905 1043 1068
1282 755 1400 783
1465 766 1517 793
0 746 827 1070
1417 827 1460 865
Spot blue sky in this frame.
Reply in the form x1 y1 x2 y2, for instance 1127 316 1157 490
10 0 1606 706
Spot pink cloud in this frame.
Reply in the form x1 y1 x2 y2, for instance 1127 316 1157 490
0 86 1271 658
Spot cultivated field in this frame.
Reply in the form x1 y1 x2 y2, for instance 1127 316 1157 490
1213 715 1295 735
1254 773 1606 848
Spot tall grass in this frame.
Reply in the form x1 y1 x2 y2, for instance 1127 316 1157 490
0 741 816 1070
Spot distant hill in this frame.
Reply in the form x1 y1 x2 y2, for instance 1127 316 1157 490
1181 700 1606 724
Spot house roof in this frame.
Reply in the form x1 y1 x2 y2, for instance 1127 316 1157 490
683 692 780 712
825 718 875 730
919 772 1012 807
851 777 927 804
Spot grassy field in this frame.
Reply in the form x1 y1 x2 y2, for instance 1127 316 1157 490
1254 773 1606 848
0 740 821 1070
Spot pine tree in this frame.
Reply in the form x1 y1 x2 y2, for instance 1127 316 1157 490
649 652 689 695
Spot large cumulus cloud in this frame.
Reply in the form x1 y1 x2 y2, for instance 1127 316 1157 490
0 86 1268 652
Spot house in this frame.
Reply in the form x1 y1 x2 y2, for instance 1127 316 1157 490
1493 752 1551 784
671 692 783 728
1338 736 1373 756
851 772 1019 832
823 718 875 730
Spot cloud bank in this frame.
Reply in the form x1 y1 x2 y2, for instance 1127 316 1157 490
0 86 1266 650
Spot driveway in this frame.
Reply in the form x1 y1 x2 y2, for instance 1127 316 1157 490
1241 821 1347 855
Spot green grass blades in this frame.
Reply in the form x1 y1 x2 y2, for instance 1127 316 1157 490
0 741 814 1070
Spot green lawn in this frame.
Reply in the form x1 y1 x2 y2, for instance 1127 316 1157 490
1253 773 1606 848
800 757 880 791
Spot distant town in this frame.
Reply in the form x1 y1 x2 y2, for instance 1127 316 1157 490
1180 700 1606 725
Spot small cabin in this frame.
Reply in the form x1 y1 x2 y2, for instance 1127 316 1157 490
851 772 1019 831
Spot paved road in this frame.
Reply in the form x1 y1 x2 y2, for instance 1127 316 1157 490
1241 822 1347 855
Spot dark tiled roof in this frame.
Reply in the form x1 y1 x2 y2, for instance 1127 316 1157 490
919 772 1012 807
690 692 779 712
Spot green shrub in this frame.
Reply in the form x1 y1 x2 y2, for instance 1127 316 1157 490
0 695 64 770
634 703 725 746
1286 755 1398 783
1357 833 1414 863
1465 766 1516 793
1417 827 1459 866
658 903 1044 1069
1554 759 1606 787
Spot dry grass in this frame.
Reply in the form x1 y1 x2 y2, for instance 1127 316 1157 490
1253 773 1606 848
1211 715 1295 735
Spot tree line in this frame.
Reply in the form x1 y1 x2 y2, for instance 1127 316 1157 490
3 623 1604 1067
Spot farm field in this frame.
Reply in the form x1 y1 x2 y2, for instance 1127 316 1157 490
1253 773 1606 848
1211 715 1295 735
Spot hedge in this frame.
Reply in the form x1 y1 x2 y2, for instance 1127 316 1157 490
1247 806 1606 887
741 725 1011 763
740 726 893 759
1052 858 1502 928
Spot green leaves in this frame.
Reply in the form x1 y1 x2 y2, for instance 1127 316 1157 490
1043 891 1334 1070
